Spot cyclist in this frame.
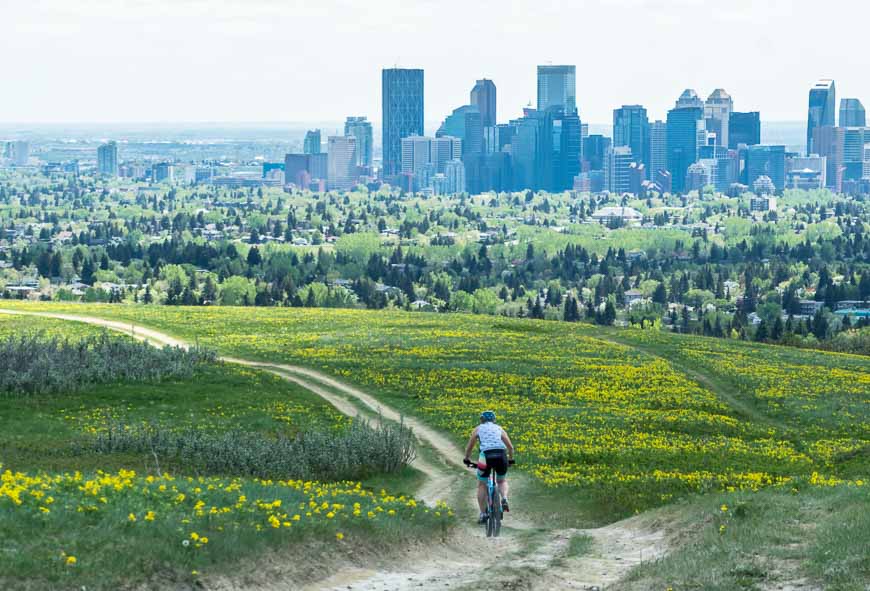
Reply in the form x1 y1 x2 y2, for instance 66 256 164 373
463 410 515 525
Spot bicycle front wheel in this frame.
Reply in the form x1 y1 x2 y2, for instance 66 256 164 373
491 484 502 538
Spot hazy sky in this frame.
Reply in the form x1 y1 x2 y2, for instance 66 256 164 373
2 0 869 125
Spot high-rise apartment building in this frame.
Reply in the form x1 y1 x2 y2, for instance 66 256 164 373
537 65 576 114
344 117 373 168
839 98 866 128
470 79 497 128
667 96 704 193
729 112 761 148
649 121 668 177
807 79 836 155
704 89 733 148
97 141 119 176
382 68 424 177
613 105 650 176
327 136 358 191
303 130 321 155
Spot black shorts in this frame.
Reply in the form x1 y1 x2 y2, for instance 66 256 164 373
477 449 508 481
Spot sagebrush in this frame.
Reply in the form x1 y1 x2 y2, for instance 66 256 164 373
91 417 416 481
0 331 216 396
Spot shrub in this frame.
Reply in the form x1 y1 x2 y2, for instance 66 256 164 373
90 416 416 481
0 332 216 396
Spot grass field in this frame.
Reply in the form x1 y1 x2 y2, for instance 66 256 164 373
3 303 866 518
0 314 450 590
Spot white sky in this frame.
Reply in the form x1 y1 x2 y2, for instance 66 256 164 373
1 0 868 125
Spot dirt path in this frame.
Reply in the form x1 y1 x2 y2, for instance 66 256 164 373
1 309 669 590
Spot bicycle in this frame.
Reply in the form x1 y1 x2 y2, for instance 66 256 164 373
464 457 515 538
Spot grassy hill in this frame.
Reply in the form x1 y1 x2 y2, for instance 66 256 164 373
0 303 867 589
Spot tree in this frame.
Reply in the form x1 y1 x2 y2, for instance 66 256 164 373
219 276 256 306
246 246 262 267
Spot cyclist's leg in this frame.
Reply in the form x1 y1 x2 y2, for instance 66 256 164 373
476 452 490 514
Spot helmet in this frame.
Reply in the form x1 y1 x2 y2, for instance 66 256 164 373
480 410 496 423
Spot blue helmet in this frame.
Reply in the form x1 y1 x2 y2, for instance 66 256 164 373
480 410 496 423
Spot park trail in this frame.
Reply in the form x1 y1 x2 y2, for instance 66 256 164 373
0 309 669 590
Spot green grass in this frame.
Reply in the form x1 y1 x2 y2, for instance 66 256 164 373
0 314 452 590
1 303 867 518
615 485 869 591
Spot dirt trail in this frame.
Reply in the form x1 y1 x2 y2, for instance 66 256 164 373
1 309 669 590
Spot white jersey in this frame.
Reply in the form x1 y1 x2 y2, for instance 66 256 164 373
477 422 506 452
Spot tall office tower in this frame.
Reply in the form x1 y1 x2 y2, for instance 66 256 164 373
382 68 424 177
437 105 483 155
327 136 358 191
606 146 635 194
303 130 321 154
431 136 462 173
705 89 733 148
746 145 786 192
613 105 650 176
97 141 119 176
550 109 582 191
649 120 668 177
729 112 761 148
445 159 466 194
812 126 844 191
842 127 867 182
667 97 704 193
582 135 611 171
11 140 30 166
537 65 576 114
675 89 703 109
344 117 373 168
807 79 836 155
510 109 551 191
470 79 497 128
839 98 866 128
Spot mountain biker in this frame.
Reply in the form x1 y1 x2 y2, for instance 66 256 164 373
463 410 515 525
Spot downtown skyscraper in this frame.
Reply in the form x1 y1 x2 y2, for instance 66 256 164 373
839 98 866 127
667 91 704 193
470 79 497 128
537 65 576 114
344 117 373 169
382 68 424 177
807 79 836 155
613 105 650 175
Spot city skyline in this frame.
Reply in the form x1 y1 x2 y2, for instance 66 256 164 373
2 0 870 125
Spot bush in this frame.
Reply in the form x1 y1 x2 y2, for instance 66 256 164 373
90 416 416 481
0 332 216 396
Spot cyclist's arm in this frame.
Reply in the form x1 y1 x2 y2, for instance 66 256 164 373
463 427 479 461
501 431 515 460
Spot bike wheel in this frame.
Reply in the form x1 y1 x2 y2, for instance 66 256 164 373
491 484 502 538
